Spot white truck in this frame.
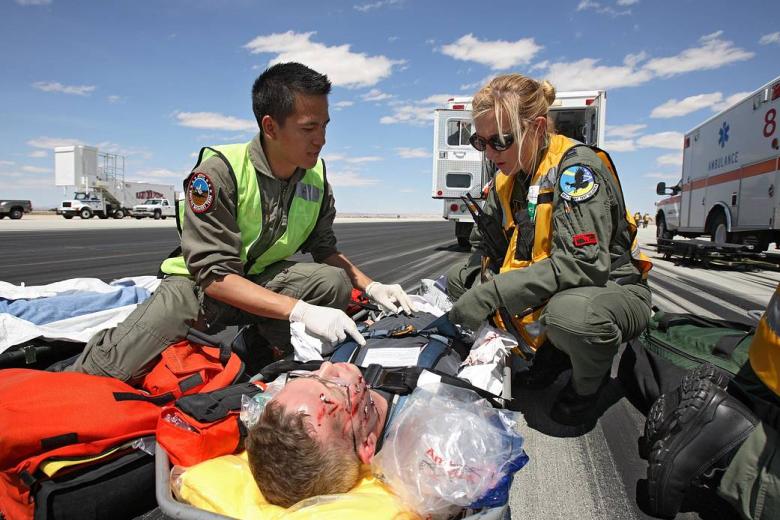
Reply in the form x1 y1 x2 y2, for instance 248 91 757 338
54 145 176 220
432 91 607 247
132 198 175 220
655 76 780 250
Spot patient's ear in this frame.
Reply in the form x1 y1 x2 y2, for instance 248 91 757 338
357 432 378 464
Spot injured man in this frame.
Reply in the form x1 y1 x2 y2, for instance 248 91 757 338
246 360 528 516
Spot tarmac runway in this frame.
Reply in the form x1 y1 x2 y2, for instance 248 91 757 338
3 222 776 520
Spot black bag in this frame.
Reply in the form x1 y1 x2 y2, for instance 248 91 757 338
31 446 157 520
618 310 755 413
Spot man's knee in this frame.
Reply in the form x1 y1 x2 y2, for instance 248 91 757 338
542 290 621 350
301 265 352 310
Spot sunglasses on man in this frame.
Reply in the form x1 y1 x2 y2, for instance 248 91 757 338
469 132 515 152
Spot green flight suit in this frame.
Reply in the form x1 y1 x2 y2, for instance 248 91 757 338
448 145 652 395
718 363 780 520
68 134 351 384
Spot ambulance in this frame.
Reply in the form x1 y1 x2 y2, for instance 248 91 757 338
655 75 780 250
432 91 607 247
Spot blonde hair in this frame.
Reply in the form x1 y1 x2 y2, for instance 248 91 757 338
472 74 556 172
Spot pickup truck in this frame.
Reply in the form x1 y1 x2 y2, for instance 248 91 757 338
132 198 175 220
0 200 32 219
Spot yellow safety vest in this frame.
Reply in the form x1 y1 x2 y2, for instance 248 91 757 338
492 134 653 351
750 284 780 397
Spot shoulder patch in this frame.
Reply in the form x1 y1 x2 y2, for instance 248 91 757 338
558 164 599 202
188 172 215 214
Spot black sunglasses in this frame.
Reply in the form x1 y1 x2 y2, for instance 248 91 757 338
469 132 515 152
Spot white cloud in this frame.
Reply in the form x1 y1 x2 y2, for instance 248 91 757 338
354 0 402 12
322 153 382 164
15 0 51 5
33 81 95 96
711 91 751 112
176 112 256 132
388 36 400 42
333 101 354 110
328 170 380 186
362 89 393 102
759 32 780 45
650 92 723 118
28 150 48 158
439 34 543 70
606 124 646 138
657 152 683 167
107 95 124 104
244 31 403 89
545 56 653 90
27 137 83 149
0 160 15 167
603 139 636 152
538 32 752 91
96 141 153 160
576 0 632 16
637 131 683 149
643 31 754 77
22 165 50 173
380 94 454 126
644 172 681 180
396 147 430 159
133 168 185 181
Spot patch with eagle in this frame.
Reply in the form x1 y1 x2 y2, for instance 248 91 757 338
558 164 599 202
188 172 215 214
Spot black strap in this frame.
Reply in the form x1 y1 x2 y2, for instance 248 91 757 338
657 312 755 334
186 327 233 365
362 364 504 408
178 373 205 393
112 392 175 406
176 382 261 422
537 192 554 204
713 334 750 359
40 433 78 452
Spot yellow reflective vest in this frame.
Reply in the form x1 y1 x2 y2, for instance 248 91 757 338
750 284 780 397
492 134 653 351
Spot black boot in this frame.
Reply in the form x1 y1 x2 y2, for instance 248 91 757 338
550 373 609 426
646 378 758 518
515 342 572 390
640 363 731 459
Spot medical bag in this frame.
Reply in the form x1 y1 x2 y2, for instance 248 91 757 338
618 310 755 413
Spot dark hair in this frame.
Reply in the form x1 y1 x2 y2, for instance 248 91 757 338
252 62 332 128
246 401 360 507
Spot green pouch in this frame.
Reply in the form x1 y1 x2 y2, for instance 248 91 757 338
645 311 754 375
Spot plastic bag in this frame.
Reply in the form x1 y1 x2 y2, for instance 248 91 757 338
239 376 284 429
418 277 453 313
457 323 517 395
372 382 529 519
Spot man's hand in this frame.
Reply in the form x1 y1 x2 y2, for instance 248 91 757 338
365 282 416 315
289 301 366 347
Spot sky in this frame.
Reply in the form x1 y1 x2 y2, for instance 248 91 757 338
1 0 779 216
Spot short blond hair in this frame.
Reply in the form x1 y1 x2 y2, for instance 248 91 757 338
246 401 361 507
472 74 556 170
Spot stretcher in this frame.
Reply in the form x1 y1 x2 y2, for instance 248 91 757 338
654 237 780 270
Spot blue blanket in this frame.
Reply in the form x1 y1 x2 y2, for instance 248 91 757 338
0 286 150 325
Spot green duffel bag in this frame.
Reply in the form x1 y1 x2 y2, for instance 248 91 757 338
618 310 756 413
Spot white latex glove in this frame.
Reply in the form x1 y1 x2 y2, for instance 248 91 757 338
365 282 416 315
289 301 366 347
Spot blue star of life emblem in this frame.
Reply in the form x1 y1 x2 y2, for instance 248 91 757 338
718 121 729 148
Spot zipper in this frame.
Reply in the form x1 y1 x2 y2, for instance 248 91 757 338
643 329 742 373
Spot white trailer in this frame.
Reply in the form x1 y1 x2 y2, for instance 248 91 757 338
54 145 176 220
432 91 607 247
656 75 780 250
